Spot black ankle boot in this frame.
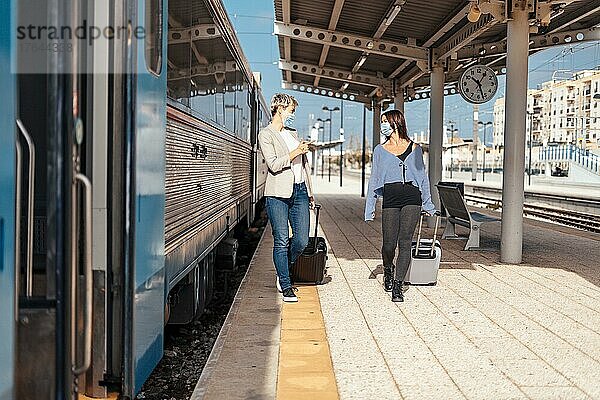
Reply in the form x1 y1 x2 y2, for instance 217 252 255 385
383 266 394 292
391 280 404 302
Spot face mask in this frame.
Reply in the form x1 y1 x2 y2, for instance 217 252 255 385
380 121 393 138
283 111 296 130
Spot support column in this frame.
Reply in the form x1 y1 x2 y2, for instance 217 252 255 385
501 6 529 264
372 102 381 149
428 65 445 221
472 105 479 181
394 91 405 113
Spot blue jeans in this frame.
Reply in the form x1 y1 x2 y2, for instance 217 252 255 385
265 183 310 290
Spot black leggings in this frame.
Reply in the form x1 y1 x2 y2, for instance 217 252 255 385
381 205 421 281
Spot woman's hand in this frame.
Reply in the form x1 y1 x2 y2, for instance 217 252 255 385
290 140 310 160
309 196 316 209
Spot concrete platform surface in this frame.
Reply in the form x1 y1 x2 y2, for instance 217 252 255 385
192 175 600 400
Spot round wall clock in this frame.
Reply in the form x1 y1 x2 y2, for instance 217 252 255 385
458 65 498 104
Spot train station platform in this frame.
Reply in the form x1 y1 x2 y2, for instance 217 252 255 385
192 176 600 400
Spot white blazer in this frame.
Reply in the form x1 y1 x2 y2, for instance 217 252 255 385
258 124 314 198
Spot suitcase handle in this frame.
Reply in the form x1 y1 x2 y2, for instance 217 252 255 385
415 212 440 257
312 204 321 252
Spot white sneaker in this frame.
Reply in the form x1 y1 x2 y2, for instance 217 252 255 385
276 276 282 293
282 287 298 302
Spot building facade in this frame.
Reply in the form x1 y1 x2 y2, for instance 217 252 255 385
494 68 600 149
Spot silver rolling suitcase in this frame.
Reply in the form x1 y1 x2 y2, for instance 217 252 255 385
404 213 442 285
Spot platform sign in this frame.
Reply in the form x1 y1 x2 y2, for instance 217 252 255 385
0 1 16 399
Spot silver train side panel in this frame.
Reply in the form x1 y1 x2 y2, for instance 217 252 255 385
165 105 252 290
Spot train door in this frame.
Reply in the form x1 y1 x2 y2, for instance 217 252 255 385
121 0 168 396
14 0 96 398
0 2 17 400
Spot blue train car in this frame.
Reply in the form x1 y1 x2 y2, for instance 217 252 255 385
1 0 267 398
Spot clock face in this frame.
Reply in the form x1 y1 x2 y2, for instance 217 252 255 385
459 65 498 104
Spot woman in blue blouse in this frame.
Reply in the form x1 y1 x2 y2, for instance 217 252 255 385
364 109 436 302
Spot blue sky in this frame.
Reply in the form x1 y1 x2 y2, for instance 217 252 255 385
223 0 600 148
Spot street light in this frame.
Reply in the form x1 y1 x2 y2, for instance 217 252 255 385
526 111 535 186
316 118 330 178
447 120 457 179
478 121 493 181
339 99 345 187
323 106 340 182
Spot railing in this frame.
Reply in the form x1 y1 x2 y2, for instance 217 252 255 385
539 144 600 175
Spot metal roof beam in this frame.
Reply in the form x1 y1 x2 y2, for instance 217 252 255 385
274 22 429 61
412 66 504 87
547 0 600 33
457 27 600 59
388 2 470 80
168 60 237 81
281 81 371 104
395 13 500 90
346 0 407 91
404 83 460 102
168 24 221 45
434 14 500 61
398 65 425 88
282 0 292 81
423 3 471 48
314 0 346 87
279 60 389 88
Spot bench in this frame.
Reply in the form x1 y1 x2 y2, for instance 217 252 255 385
436 184 501 250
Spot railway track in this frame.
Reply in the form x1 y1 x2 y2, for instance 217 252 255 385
464 193 600 234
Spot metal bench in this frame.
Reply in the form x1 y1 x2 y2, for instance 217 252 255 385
436 184 501 250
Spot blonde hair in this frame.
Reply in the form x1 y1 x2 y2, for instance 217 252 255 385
270 93 298 117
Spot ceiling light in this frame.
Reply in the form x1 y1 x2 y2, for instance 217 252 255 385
357 55 368 68
384 4 402 25
467 2 481 23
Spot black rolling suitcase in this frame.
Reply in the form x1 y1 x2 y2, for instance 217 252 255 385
290 204 328 284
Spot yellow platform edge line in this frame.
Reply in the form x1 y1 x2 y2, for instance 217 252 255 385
277 286 340 400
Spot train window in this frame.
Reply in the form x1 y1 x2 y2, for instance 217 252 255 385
224 68 236 133
145 0 163 75
235 75 251 141
215 90 225 126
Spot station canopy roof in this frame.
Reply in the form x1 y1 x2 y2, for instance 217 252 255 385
273 0 600 105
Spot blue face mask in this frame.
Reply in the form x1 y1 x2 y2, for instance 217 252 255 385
283 112 296 130
380 121 393 138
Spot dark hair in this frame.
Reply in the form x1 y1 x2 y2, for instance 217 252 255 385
381 109 409 142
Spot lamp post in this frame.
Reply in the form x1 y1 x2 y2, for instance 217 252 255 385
339 99 344 187
361 105 366 197
478 121 493 181
317 118 330 178
447 120 456 179
526 111 535 186
323 105 340 182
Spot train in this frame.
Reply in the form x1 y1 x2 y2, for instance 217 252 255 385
0 0 270 398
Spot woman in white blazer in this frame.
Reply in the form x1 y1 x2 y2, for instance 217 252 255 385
258 93 315 302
